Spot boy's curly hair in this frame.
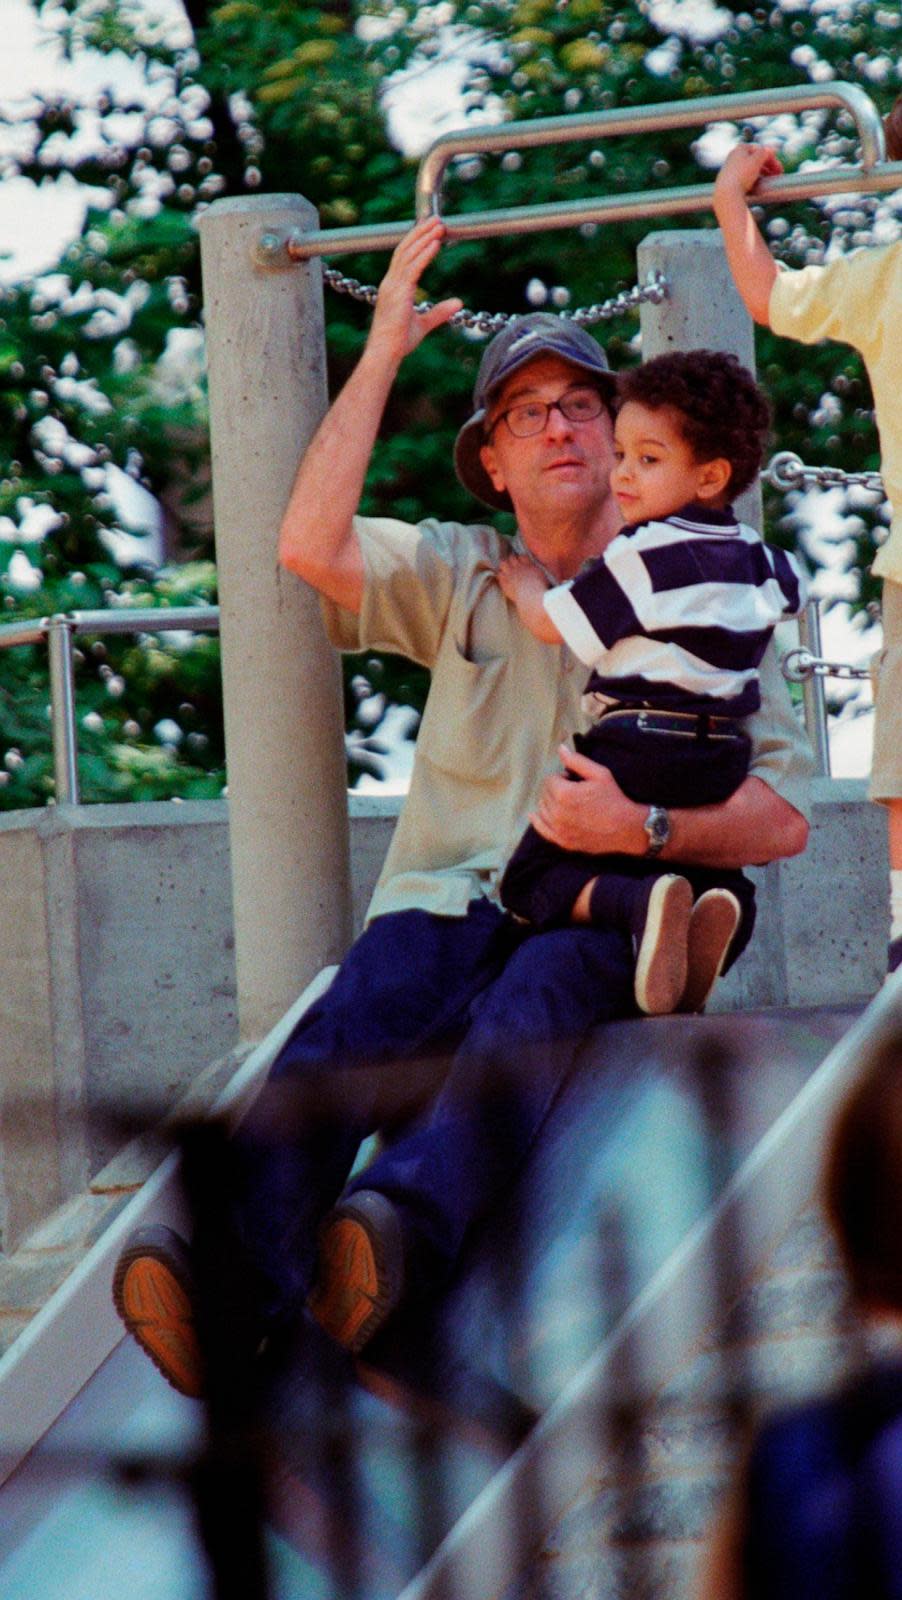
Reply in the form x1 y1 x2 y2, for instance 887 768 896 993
615 349 771 499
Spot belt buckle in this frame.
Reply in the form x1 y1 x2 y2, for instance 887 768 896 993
637 711 650 731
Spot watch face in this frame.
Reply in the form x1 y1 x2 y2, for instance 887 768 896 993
646 808 670 849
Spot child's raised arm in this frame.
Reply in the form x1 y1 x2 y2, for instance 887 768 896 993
497 553 563 644
713 144 784 326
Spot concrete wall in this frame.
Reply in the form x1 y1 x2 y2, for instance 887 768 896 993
0 783 887 1252
0 802 238 1252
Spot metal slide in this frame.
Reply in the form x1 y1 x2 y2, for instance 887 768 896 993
1 981 898 1600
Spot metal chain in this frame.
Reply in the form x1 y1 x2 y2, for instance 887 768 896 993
768 450 883 682
322 266 668 332
763 449 885 496
781 647 871 683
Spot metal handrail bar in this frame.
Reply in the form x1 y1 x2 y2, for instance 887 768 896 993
0 593 857 801
0 605 219 806
415 82 883 217
0 606 222 641
261 82 898 265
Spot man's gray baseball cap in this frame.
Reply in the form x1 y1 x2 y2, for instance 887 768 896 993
453 312 617 512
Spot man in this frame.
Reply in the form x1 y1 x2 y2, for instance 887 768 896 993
113 218 812 1397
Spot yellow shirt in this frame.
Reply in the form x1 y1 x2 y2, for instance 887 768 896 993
322 514 814 924
769 242 902 584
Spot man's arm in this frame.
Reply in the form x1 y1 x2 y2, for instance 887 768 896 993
713 144 783 326
277 218 462 614
530 751 808 867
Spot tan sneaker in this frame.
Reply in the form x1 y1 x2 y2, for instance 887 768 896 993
632 874 693 1016
679 889 742 1013
308 1190 405 1355
112 1225 203 1398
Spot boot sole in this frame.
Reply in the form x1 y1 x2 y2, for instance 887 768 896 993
112 1226 203 1399
634 875 692 1016
308 1193 404 1355
679 889 742 1013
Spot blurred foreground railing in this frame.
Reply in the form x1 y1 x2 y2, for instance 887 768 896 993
0 992 899 1600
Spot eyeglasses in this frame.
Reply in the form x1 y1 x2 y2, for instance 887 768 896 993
487 385 606 440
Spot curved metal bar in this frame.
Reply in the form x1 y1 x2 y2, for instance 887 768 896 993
278 81 894 264
281 159 902 263
415 82 884 220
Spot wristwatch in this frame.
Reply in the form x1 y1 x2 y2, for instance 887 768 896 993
643 804 671 858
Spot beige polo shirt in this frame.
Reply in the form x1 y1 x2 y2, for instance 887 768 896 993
322 514 814 925
769 242 902 584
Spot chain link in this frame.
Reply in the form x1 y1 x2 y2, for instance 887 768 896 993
322 266 668 332
763 449 885 496
781 647 871 683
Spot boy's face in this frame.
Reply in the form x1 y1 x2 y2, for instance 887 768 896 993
611 401 730 525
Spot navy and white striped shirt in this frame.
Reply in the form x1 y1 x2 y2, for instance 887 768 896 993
543 503 805 718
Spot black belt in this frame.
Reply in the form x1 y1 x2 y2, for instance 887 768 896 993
595 706 745 740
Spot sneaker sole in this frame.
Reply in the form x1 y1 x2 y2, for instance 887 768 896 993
680 889 742 1013
308 1194 403 1355
112 1227 203 1399
634 875 693 1016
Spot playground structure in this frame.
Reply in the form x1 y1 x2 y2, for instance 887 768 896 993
0 80 900 1600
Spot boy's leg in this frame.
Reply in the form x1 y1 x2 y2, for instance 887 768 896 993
499 821 599 929
575 867 693 1016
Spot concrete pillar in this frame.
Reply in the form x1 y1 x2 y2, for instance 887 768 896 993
637 229 761 529
199 195 352 1040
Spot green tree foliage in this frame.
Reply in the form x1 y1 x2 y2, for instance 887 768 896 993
1 0 900 802
0 4 229 804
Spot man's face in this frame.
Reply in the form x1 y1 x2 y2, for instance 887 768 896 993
478 355 616 524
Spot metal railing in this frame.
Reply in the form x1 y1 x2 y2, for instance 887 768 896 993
255 82 902 267
0 593 865 801
0 606 219 805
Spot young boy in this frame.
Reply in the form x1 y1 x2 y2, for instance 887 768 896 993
498 349 804 1016
714 101 902 980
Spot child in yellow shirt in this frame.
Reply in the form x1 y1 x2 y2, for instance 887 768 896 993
714 99 902 979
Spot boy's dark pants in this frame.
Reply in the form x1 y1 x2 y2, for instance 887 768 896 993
500 709 756 948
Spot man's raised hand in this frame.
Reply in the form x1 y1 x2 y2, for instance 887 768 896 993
370 217 464 363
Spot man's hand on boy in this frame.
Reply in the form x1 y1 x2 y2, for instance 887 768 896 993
530 746 647 857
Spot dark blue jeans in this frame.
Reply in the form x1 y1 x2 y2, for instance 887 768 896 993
230 899 634 1331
